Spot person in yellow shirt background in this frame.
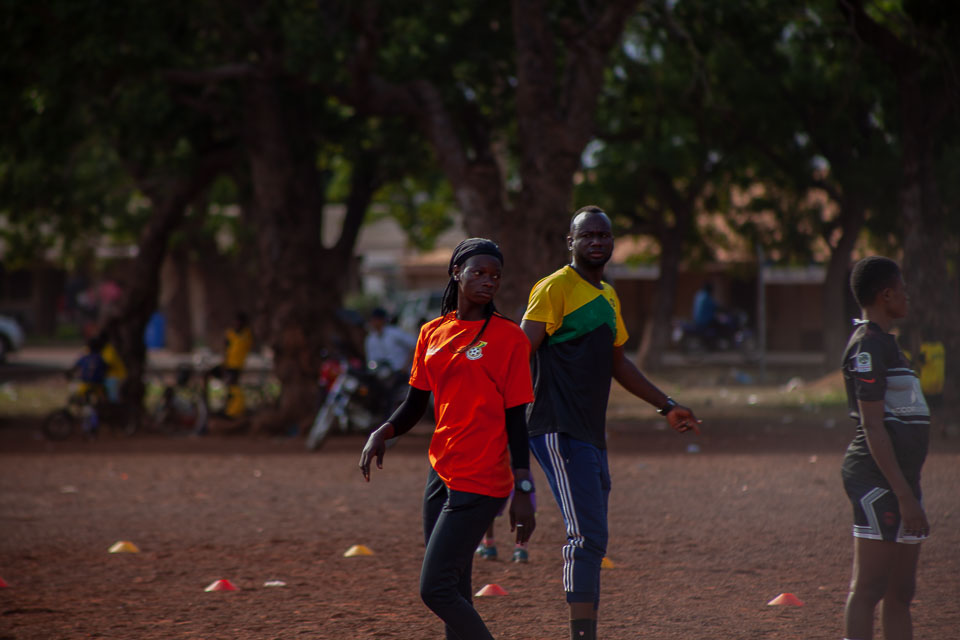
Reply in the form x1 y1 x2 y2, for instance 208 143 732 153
206 311 253 419
902 329 945 436
915 339 945 437
97 323 128 404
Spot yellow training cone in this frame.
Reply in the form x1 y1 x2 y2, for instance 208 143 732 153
601 557 615 569
109 541 140 553
344 544 374 557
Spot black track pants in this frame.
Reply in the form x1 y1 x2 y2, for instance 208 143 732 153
421 467 506 640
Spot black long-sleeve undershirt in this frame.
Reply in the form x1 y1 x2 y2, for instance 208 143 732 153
504 404 530 470
386 387 431 436
386 387 530 471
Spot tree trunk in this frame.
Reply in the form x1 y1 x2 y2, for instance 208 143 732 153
113 154 231 405
821 199 866 371
194 241 255 349
638 171 698 371
242 77 377 434
898 83 960 413
838 0 960 415
160 248 193 353
638 226 683 370
353 1 637 317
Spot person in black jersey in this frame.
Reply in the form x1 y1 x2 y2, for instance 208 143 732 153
841 256 930 640
359 238 535 640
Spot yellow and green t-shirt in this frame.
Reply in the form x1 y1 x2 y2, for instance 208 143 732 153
522 265 628 448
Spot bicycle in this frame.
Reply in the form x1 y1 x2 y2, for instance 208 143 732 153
204 367 280 418
146 364 209 435
42 384 140 441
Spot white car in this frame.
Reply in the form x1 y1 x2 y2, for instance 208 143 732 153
395 290 444 335
0 314 25 361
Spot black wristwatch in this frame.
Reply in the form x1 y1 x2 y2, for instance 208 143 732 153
515 478 534 494
657 397 678 416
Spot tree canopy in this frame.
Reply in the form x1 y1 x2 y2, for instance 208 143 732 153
2 0 958 415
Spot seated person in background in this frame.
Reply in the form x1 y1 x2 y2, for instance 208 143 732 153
364 308 417 415
364 307 416 374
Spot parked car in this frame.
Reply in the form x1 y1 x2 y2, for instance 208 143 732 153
0 314 25 362
395 289 444 335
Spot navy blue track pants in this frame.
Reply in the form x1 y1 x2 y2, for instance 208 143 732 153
530 432 611 605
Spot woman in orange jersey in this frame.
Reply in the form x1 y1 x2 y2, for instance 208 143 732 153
360 238 535 640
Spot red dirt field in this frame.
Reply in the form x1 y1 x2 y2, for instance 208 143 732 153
2 389 959 639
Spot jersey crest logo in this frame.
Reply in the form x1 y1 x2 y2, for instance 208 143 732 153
856 352 872 373
465 341 488 360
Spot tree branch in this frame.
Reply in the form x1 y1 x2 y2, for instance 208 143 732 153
333 150 380 260
560 0 640 132
513 0 639 155
331 6 505 224
836 0 922 73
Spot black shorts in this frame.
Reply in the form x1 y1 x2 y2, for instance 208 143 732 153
843 475 926 544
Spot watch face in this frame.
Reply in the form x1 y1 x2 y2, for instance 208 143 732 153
517 479 533 493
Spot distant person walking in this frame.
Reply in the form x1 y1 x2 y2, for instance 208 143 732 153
360 238 535 640
841 256 930 640
521 206 701 640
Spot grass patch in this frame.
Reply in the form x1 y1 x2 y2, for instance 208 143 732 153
0 382 69 417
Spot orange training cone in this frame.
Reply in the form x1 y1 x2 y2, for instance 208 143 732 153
108 541 140 553
767 592 804 606
475 583 508 596
344 544 374 557
601 557 616 569
205 579 237 592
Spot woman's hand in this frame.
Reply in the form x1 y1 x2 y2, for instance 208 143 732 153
509 492 536 544
359 423 395 481
898 493 930 538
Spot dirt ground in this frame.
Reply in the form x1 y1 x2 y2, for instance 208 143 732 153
1 378 959 640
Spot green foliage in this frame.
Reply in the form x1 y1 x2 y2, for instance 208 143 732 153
579 0 915 267
2 0 958 278
374 176 455 251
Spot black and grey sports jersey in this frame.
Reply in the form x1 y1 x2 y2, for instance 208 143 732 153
841 321 930 487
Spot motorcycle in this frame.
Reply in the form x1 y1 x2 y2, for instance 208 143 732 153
672 309 760 362
306 359 404 451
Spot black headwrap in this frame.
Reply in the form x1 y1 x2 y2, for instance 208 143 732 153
441 238 503 315
447 238 504 276
440 238 507 351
